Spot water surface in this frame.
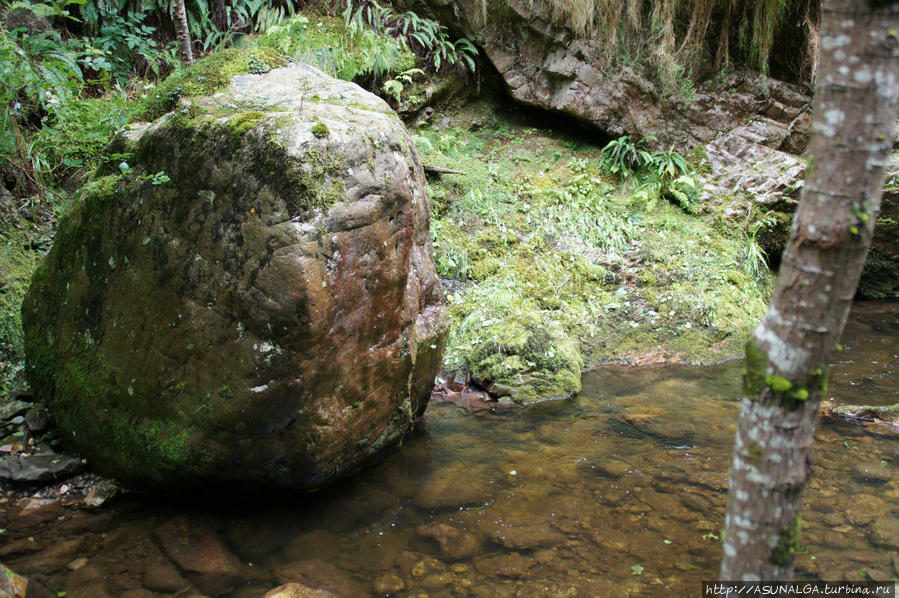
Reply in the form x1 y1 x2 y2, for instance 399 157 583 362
4 302 897 597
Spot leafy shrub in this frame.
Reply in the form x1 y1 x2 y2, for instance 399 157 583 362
75 1 177 85
257 14 416 84
598 134 654 177
343 0 477 73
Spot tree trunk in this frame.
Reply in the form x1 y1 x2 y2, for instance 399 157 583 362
173 0 194 65
720 0 899 582
213 0 228 30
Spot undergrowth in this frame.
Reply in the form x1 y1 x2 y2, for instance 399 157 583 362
417 101 773 401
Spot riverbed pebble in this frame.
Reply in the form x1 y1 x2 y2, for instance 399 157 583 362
853 461 892 484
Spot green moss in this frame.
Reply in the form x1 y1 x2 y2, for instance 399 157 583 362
311 122 330 138
0 228 43 368
771 513 802 566
227 111 267 143
136 48 287 121
766 375 792 393
132 112 344 217
456 294 583 404
421 101 772 396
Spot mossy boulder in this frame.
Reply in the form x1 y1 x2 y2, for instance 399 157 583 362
22 63 448 491
465 310 583 404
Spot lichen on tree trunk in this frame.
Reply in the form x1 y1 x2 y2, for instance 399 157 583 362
720 0 899 582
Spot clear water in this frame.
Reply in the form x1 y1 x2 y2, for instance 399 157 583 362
4 302 898 597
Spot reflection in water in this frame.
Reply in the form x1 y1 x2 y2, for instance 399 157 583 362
3 302 898 596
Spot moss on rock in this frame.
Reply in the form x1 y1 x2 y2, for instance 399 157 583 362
137 48 287 121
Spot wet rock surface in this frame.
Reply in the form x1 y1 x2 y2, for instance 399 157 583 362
22 62 449 491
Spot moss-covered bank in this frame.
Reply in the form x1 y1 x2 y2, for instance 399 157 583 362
416 101 774 403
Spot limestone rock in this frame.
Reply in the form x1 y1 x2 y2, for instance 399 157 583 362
402 1 898 294
22 62 448 490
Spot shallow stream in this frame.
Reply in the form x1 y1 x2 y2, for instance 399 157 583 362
3 302 898 597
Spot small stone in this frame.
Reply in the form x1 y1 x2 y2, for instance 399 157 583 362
0 453 85 482
68 557 89 570
0 563 29 598
373 573 405 594
490 523 566 550
25 406 50 433
0 536 40 558
10 416 25 425
274 559 367 597
83 479 120 508
853 462 892 484
15 537 85 574
142 558 187 593
870 516 899 550
263 583 336 598
474 553 535 578
153 517 245 596
6 497 62 530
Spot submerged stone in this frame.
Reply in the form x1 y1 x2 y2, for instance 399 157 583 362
22 63 448 491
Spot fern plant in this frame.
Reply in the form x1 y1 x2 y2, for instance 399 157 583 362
343 0 478 74
598 135 654 177
382 67 425 105
600 135 699 214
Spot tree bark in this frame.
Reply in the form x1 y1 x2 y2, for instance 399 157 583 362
173 0 194 65
720 0 899 582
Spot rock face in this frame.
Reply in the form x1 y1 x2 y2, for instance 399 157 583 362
400 0 810 151
406 0 898 297
22 62 449 490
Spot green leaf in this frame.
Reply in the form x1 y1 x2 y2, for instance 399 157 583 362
631 564 644 575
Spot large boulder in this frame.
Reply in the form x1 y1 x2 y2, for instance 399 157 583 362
22 62 449 490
